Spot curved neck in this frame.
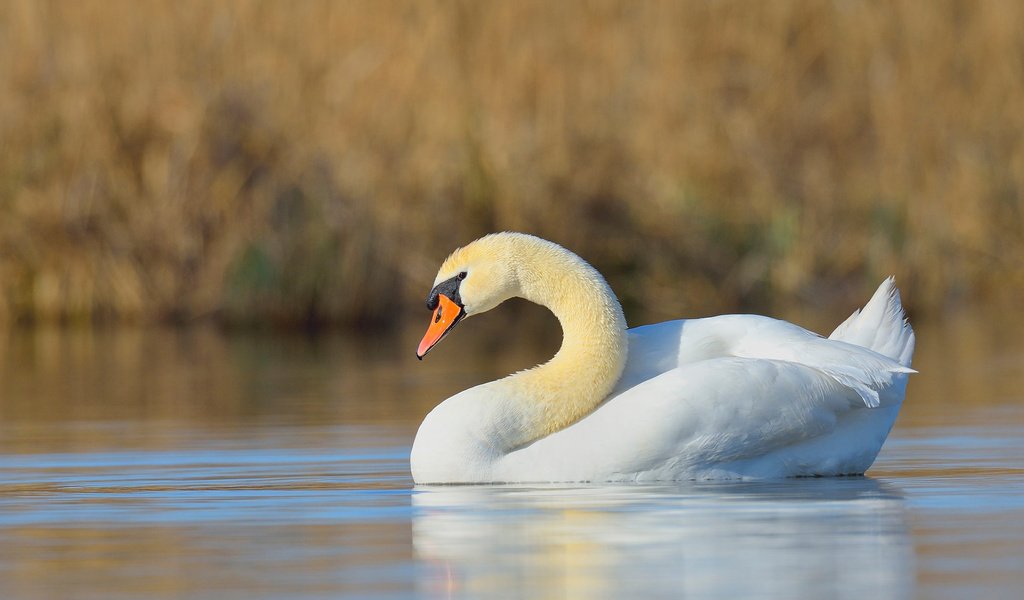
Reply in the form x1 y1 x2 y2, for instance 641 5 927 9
494 242 628 450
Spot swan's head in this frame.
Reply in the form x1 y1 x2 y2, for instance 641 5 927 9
416 233 525 359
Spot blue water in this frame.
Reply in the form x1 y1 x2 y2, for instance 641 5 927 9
2 416 1023 599
2 321 1023 599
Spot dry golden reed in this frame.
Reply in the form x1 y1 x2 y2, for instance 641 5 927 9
1 0 1022 327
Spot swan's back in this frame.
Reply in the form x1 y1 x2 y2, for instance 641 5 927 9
494 278 916 481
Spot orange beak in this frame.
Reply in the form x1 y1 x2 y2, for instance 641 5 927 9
417 294 465 359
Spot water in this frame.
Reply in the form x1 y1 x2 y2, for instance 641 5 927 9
2 312 1023 599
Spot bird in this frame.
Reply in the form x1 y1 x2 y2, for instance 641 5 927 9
411 232 915 483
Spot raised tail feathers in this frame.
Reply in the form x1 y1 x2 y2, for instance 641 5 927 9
828 277 916 369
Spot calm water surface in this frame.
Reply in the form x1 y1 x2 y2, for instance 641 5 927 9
1 311 1023 599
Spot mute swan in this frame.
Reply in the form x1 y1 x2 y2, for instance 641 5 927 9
412 232 915 483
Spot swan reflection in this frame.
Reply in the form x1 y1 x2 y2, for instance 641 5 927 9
413 478 912 599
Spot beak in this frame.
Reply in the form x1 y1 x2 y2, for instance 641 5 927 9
416 294 465 359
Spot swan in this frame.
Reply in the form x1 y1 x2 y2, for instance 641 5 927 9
412 232 915 483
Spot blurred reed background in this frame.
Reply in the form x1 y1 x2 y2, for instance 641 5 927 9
1 0 1022 329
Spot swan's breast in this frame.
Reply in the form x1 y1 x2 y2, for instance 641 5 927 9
410 386 511 484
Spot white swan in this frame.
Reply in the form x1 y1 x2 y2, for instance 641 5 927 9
412 232 915 483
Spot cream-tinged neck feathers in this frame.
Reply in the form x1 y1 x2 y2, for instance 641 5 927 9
431 233 628 450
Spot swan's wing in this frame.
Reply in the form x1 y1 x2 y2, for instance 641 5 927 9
606 357 864 468
733 325 913 408
500 356 888 481
829 276 916 368
622 315 913 409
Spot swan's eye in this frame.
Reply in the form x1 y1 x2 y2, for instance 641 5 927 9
457 271 467 280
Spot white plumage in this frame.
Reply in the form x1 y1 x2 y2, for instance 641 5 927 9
412 233 915 483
